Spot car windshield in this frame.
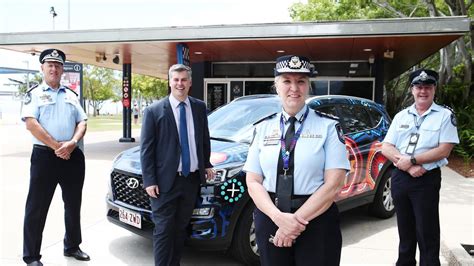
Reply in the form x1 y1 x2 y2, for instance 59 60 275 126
208 98 281 143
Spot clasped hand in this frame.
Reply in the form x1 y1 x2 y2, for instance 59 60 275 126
271 212 308 248
394 155 426 178
54 140 76 160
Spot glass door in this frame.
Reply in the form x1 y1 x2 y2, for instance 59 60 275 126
206 83 228 111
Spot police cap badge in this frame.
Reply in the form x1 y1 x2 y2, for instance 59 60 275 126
409 69 438 86
39 49 66 64
274 55 317 77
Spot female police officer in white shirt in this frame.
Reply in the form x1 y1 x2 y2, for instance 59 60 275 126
243 55 350 266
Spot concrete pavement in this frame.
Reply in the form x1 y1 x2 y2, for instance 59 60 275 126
1 122 473 265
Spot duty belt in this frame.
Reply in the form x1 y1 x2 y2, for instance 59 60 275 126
268 192 310 210
33 144 54 152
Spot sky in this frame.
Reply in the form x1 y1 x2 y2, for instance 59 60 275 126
0 0 302 88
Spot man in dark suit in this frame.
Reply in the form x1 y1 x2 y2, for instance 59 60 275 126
140 64 215 266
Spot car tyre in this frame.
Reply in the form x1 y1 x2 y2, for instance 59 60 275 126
369 167 395 219
230 203 260 265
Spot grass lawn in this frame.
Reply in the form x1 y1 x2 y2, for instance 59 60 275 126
87 115 141 132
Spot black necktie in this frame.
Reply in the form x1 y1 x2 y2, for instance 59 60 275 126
276 116 297 212
285 117 297 147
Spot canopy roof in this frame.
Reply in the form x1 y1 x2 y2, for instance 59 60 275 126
0 16 469 81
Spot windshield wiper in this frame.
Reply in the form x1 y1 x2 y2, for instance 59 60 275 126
210 137 236 143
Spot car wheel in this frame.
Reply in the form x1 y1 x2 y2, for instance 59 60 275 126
230 203 260 265
368 167 395 219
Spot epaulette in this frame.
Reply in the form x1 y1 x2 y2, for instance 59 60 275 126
442 104 455 114
253 112 277 126
314 110 340 121
26 84 39 93
64 86 78 96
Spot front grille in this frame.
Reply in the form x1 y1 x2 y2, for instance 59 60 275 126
111 170 151 210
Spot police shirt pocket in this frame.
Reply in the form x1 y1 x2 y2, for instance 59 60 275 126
420 125 440 145
37 101 55 119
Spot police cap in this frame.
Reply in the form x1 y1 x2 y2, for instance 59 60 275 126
409 69 438 85
39 49 66 64
274 55 317 77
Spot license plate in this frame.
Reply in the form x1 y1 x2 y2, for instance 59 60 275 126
119 207 142 229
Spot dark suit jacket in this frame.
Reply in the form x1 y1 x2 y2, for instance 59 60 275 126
140 96 212 193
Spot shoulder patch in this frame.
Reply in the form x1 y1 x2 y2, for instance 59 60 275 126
441 105 457 126
23 92 32 105
450 112 457 127
64 86 78 96
314 110 340 121
335 123 345 144
253 112 277 126
26 84 39 93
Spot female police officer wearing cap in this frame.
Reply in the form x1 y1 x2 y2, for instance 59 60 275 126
243 55 350 266
382 69 459 266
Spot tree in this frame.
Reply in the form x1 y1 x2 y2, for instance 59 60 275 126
289 0 473 107
290 0 474 159
83 65 120 116
132 74 168 102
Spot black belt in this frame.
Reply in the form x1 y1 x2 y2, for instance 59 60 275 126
33 144 54 152
176 171 199 177
268 192 310 210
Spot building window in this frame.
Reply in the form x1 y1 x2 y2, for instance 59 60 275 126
329 80 373 100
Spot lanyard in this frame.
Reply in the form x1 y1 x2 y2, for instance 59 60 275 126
279 107 310 171
412 113 426 131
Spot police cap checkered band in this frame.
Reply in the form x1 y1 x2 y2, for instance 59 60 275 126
409 69 438 85
274 55 316 77
39 49 66 64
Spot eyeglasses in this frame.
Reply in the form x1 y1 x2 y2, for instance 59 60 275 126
413 84 435 90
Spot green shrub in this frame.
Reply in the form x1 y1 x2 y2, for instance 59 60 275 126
437 83 473 161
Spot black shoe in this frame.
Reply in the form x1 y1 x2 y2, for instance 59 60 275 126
26 261 43 266
64 248 90 261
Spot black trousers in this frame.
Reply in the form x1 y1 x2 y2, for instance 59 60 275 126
254 203 342 266
149 172 200 266
23 146 85 263
391 168 441 266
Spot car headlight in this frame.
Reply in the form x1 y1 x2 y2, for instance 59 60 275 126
206 166 243 185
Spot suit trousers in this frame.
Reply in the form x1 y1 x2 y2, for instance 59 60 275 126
254 202 341 266
391 168 441 266
149 172 200 266
23 146 85 263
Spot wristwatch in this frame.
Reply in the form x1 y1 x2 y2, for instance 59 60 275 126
72 139 78 146
410 156 417 165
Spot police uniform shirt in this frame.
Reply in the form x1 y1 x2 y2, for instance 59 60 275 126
243 105 350 195
21 83 88 150
383 102 459 170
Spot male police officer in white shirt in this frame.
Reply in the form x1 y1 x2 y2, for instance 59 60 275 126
21 49 89 265
382 69 459 266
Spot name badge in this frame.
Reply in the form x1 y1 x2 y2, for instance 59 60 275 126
263 138 279 146
405 133 419 155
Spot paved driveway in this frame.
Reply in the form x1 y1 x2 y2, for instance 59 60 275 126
3 123 470 265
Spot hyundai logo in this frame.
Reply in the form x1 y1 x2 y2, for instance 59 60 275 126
126 177 140 189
